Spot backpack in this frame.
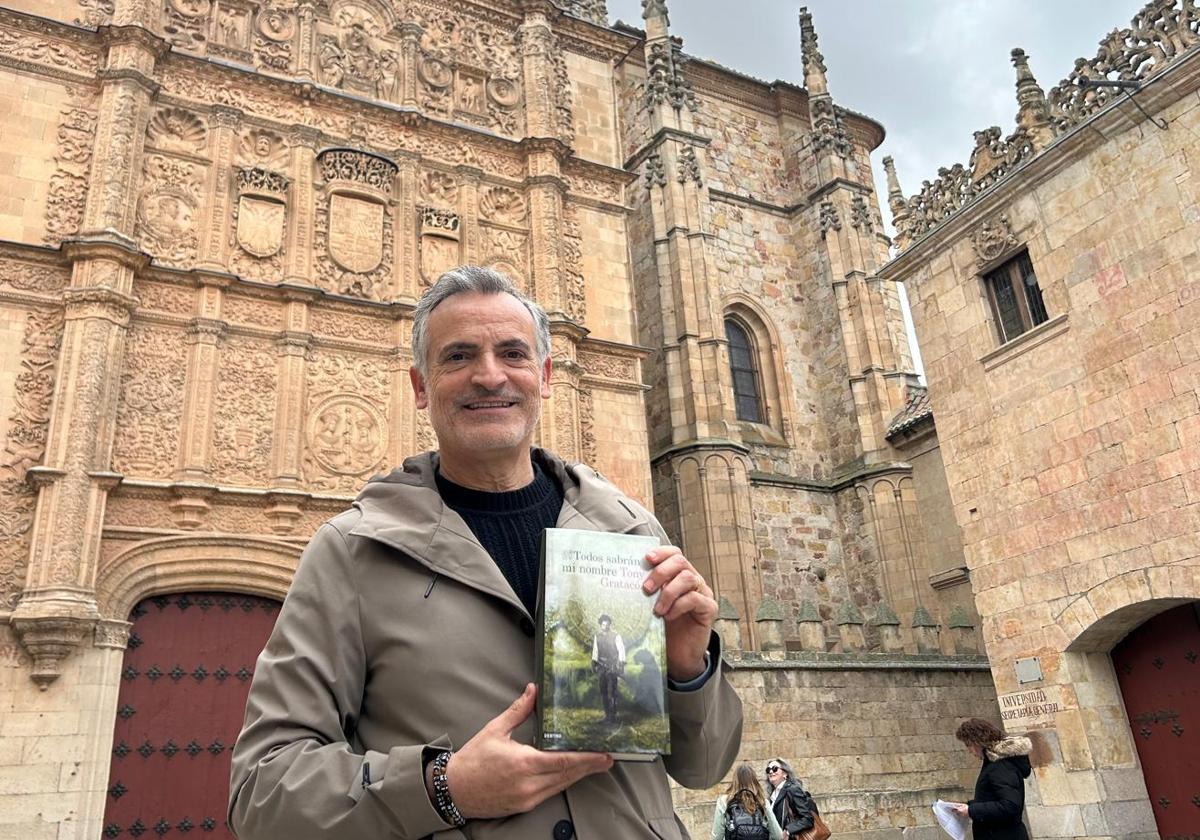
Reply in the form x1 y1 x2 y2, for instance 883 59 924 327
725 799 769 840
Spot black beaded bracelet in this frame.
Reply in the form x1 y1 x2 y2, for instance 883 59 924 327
430 750 467 827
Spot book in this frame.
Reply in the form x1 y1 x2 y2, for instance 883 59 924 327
535 528 670 761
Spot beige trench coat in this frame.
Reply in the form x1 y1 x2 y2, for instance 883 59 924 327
229 450 743 840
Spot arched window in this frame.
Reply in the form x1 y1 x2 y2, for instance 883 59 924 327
724 318 764 423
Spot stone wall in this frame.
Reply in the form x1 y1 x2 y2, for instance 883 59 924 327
673 654 999 840
882 35 1200 840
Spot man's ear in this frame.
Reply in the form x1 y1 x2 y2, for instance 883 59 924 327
540 355 552 399
410 366 429 409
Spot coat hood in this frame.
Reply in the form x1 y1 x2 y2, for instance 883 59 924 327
347 449 657 617
986 736 1032 778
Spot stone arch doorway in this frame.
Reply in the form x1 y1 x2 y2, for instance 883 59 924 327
101 592 281 839
1111 601 1200 840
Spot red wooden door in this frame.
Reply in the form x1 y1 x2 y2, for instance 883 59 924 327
1112 602 1200 840
102 593 279 839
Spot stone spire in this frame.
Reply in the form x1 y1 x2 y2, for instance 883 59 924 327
641 0 669 39
798 6 828 96
882 155 911 248
1011 48 1054 151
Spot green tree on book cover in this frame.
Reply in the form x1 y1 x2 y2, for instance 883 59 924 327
541 531 669 756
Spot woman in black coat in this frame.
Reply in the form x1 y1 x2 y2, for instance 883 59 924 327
949 718 1032 840
764 758 815 839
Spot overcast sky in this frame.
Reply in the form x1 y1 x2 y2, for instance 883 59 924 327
606 0 1138 228
605 0 1140 376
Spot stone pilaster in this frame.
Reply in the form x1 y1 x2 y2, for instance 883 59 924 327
457 164 483 264
11 243 146 687
197 106 241 270
399 22 423 109
526 144 567 315
269 293 314 489
285 125 320 285
295 1 316 82
518 4 557 139
394 151 420 300
81 26 167 246
175 285 227 483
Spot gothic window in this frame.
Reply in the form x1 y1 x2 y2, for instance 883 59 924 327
983 251 1049 344
725 318 764 424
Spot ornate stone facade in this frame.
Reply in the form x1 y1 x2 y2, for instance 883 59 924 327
0 2 990 839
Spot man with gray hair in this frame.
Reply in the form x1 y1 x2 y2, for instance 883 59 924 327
229 266 742 839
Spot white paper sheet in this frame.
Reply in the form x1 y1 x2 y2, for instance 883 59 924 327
932 799 969 840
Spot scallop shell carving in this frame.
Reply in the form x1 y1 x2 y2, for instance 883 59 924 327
480 187 526 225
146 108 208 153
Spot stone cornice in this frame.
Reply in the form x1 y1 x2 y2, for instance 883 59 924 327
726 651 991 672
881 49 1200 281
649 438 751 466
749 459 914 494
623 126 711 172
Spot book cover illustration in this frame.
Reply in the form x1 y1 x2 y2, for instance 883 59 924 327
536 528 670 760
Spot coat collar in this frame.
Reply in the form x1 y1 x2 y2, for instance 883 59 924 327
347 448 650 618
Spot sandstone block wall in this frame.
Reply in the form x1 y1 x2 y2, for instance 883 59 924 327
890 45 1200 840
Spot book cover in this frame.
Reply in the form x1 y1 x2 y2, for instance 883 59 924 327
536 528 670 761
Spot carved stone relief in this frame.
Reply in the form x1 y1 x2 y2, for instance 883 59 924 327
418 206 461 286
480 187 526 226
253 6 295 71
411 4 524 135
850 195 873 234
818 201 841 237
303 352 390 494
135 154 205 265
212 1 251 54
163 0 213 52
238 127 288 169
972 214 1020 266
561 202 585 323
210 339 275 486
643 153 666 190
317 4 400 100
133 279 195 314
579 351 637 382
314 149 397 299
0 307 63 605
74 0 115 27
43 102 97 247
421 170 459 207
0 257 70 294
676 145 702 185
482 227 528 289
146 107 209 154
110 324 188 480
0 29 101 75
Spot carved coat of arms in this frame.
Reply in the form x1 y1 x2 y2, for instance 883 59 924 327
329 193 386 274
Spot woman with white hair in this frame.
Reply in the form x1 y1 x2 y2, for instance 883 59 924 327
764 758 818 840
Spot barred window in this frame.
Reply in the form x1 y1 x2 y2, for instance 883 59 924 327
984 252 1049 344
725 318 764 424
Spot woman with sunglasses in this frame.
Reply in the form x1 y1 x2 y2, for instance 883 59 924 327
711 763 782 840
764 759 816 840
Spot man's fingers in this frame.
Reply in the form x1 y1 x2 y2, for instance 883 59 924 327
528 749 613 779
487 683 537 735
661 590 717 623
652 566 708 616
641 553 690 595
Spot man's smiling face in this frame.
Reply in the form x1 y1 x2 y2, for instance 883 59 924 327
410 291 551 463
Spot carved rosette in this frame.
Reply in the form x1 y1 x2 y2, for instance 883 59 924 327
0 309 63 608
314 148 397 299
43 103 98 247
972 214 1020 266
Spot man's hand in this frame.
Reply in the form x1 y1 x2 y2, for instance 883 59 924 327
949 803 969 817
440 684 613 819
642 546 717 682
